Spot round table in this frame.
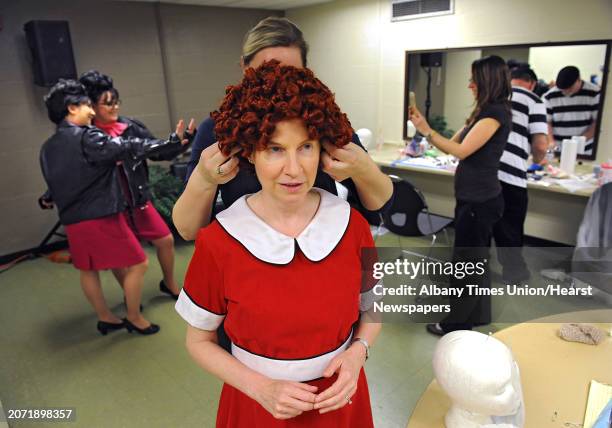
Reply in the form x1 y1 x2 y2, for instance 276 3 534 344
407 310 612 428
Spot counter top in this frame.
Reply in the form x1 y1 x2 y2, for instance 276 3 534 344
370 144 598 198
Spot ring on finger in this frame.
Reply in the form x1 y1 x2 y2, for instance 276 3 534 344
216 165 224 176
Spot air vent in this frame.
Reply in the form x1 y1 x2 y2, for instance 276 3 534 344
391 0 454 21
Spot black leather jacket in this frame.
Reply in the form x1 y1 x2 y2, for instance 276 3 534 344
40 120 184 225
117 116 187 207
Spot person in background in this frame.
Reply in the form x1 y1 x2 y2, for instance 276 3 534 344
79 70 194 300
40 80 189 335
409 55 512 336
172 16 393 241
176 61 380 427
543 65 600 155
506 58 549 97
493 65 548 283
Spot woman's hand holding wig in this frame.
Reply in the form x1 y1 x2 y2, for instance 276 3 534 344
211 60 353 162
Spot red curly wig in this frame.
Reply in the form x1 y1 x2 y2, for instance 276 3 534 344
212 60 353 163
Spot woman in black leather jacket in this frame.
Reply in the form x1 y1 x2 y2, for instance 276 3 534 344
79 70 191 301
40 79 190 335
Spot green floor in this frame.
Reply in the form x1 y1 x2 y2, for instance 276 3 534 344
0 231 600 427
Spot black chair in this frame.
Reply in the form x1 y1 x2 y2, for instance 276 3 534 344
377 175 454 304
377 175 453 258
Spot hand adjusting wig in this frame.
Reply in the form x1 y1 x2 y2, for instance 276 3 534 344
212 60 353 164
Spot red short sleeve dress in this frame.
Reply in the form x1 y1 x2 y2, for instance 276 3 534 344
175 188 378 427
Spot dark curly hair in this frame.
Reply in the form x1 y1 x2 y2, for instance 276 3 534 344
79 70 119 104
212 60 353 165
44 79 90 124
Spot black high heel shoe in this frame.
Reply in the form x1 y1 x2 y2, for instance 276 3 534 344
159 280 179 300
97 320 125 335
123 318 160 335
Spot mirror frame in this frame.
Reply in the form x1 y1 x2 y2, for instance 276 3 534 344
403 40 612 161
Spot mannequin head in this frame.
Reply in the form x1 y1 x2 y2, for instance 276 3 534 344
433 331 524 428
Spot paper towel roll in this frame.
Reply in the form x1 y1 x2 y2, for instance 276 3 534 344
560 139 578 174
571 136 586 153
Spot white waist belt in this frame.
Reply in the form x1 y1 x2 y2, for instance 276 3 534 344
231 331 353 382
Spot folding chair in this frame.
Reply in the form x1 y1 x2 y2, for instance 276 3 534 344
378 175 452 258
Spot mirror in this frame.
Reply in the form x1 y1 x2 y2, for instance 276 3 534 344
404 40 611 161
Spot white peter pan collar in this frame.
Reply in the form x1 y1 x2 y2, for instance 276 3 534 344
216 188 351 264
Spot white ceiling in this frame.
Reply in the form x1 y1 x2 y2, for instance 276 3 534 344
118 0 333 11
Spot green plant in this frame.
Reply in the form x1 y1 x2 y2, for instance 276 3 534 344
429 115 455 139
148 165 183 225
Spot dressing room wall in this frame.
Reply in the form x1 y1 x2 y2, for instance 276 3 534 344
0 0 276 256
287 0 612 160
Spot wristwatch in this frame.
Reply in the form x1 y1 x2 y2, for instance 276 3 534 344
425 129 437 143
352 337 370 360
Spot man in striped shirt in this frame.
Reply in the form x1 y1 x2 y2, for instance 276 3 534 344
494 66 547 282
543 66 600 155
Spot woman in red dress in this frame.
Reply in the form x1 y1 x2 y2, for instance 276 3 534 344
79 70 192 300
175 61 381 427
40 80 189 336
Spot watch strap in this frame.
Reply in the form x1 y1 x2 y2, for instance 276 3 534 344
352 337 370 360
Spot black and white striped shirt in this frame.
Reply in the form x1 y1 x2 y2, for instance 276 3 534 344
543 81 600 155
499 86 548 188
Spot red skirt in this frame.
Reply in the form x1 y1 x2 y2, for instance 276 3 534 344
216 369 374 427
123 201 171 241
65 214 146 271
